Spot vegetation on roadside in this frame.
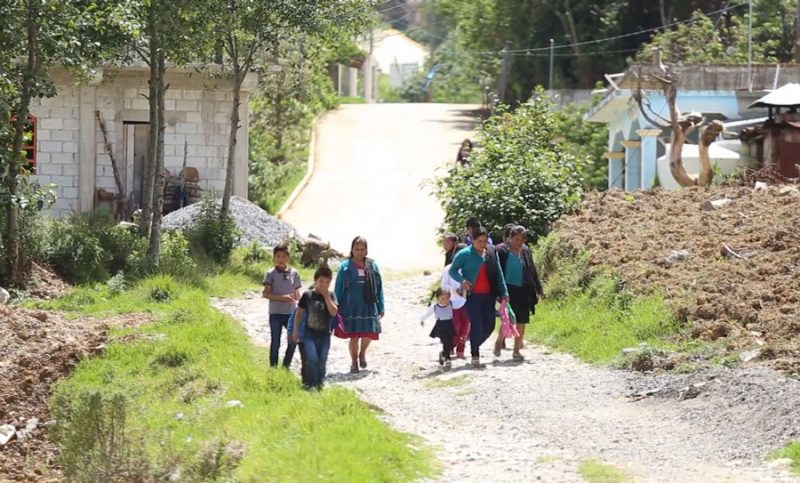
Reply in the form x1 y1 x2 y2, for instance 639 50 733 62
44 274 433 481
775 442 800 475
433 90 585 239
578 458 632 483
528 234 682 364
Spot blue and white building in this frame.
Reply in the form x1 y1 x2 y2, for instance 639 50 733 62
585 64 800 190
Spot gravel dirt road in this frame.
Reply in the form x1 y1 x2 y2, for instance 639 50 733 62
215 274 799 483
280 103 480 272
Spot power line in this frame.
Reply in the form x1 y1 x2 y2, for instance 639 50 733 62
469 3 747 55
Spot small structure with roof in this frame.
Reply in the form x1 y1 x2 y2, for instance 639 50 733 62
742 82 800 178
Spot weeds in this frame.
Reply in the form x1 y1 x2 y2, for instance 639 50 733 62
577 458 631 482
48 274 434 481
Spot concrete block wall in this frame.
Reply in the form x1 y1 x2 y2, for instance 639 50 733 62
28 71 251 217
29 86 81 215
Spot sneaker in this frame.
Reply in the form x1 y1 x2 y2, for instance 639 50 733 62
438 351 445 366
512 352 525 361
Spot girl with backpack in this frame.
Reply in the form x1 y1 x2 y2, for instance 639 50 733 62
494 225 544 361
334 236 385 374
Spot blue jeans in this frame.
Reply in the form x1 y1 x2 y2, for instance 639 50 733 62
302 330 331 389
269 314 296 368
465 294 497 357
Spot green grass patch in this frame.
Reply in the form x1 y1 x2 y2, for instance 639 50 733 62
774 441 800 474
577 458 631 483
48 275 435 481
535 455 564 465
528 277 680 364
337 96 366 104
424 375 471 389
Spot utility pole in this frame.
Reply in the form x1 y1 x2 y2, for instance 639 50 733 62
497 40 512 104
364 27 375 103
748 0 753 90
795 0 800 63
549 38 555 92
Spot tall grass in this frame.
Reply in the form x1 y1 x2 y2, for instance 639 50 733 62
528 235 681 364
776 442 800 474
47 275 434 481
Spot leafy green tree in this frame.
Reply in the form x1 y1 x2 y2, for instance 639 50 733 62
552 99 609 190
210 0 372 219
0 0 134 285
433 89 585 239
635 2 797 64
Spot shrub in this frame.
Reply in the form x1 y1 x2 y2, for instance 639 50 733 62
159 231 197 280
0 183 54 285
44 211 147 284
433 88 585 239
188 197 240 265
50 391 151 482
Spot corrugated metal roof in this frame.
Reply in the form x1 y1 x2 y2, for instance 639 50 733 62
750 83 800 108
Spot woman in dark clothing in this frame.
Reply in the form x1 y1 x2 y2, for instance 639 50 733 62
455 139 473 168
494 225 544 361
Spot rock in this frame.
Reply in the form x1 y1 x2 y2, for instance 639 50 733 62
0 424 15 446
739 349 761 363
665 250 689 264
754 181 768 192
777 186 800 197
0 287 9 305
702 199 731 211
225 400 244 408
768 458 793 469
16 418 39 441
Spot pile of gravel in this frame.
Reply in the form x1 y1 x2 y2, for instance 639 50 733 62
161 196 298 247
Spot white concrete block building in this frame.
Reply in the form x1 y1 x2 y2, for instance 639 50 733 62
28 64 257 215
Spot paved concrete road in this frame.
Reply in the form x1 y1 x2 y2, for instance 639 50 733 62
281 103 479 272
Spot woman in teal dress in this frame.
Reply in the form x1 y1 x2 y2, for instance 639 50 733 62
335 236 385 374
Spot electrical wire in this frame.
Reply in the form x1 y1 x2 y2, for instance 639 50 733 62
468 2 747 55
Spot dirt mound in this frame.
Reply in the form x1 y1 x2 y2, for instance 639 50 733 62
554 185 800 368
0 306 109 481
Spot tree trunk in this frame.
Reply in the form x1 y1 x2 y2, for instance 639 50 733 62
140 3 159 237
148 48 167 267
697 120 725 186
668 127 697 187
221 67 243 218
5 4 39 285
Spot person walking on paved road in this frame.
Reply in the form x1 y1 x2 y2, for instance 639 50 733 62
456 138 473 168
449 226 508 368
494 225 544 361
335 236 385 374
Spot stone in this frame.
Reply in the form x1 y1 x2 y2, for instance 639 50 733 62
0 287 9 305
225 400 244 408
768 458 793 469
0 424 15 446
739 349 761 363
665 250 689 264
16 418 39 441
702 198 731 211
754 181 768 192
777 186 800 197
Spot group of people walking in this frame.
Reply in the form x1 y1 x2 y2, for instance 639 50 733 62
262 237 384 390
424 218 544 368
262 219 543 390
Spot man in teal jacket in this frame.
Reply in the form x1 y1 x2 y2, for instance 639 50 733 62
449 226 508 367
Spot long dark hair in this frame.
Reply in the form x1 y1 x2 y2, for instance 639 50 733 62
349 236 368 259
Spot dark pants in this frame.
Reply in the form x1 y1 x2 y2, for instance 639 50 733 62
297 342 307 386
269 314 296 367
302 330 331 389
465 293 497 357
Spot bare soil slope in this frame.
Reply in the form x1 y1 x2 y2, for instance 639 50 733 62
554 185 800 369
